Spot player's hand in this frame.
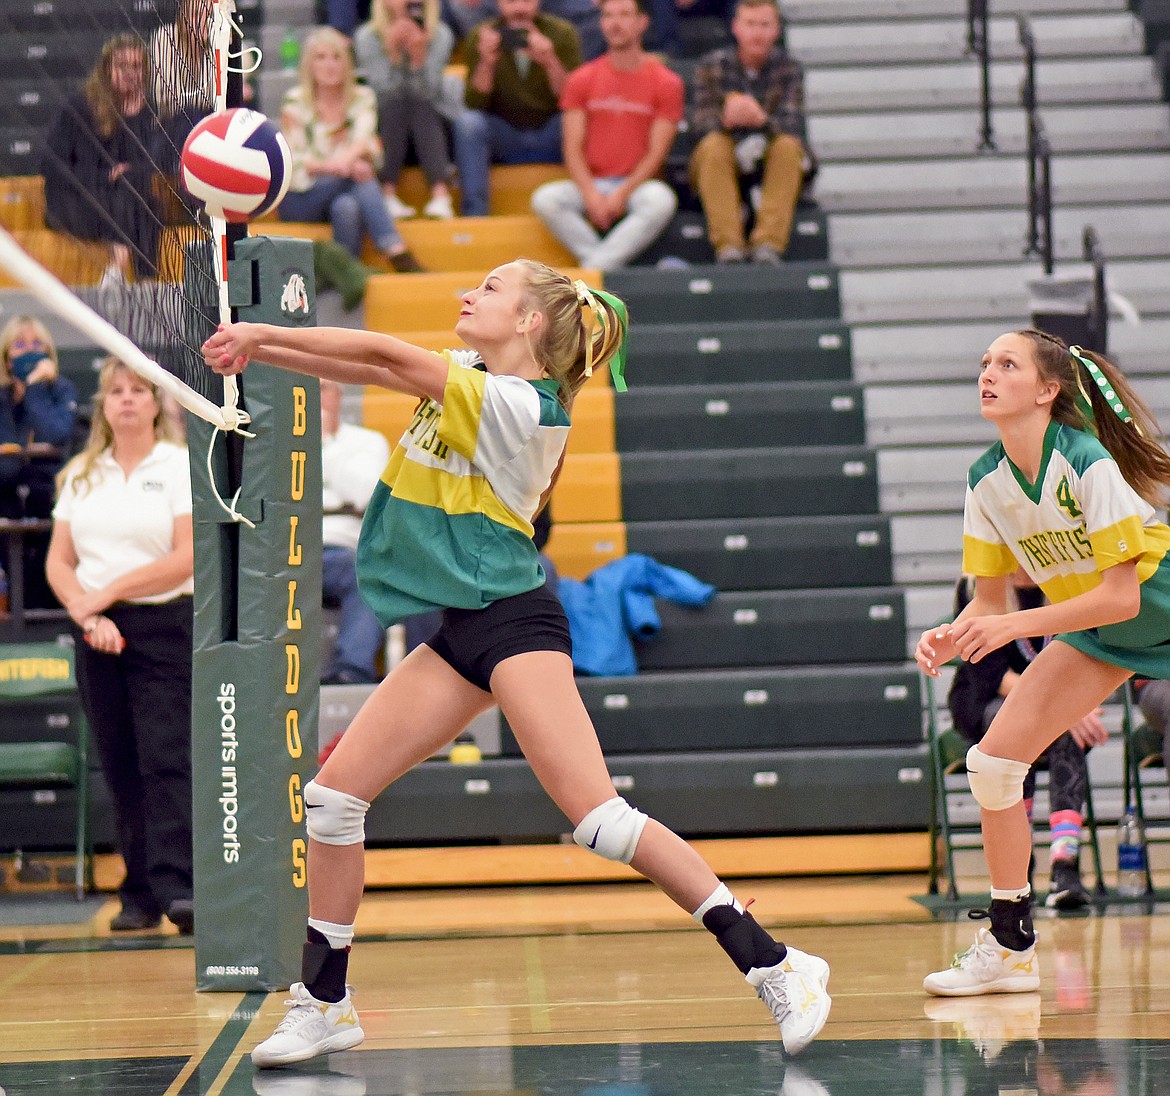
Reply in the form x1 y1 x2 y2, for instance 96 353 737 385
949 614 1018 664
203 323 257 375
916 624 956 676
1067 709 1109 749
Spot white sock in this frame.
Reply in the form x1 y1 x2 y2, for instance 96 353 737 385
308 917 355 949
691 882 744 925
990 885 1031 903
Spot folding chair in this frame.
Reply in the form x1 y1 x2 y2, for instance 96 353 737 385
0 640 90 899
1123 681 1168 896
924 673 1107 901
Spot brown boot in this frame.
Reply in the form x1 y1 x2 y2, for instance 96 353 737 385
389 248 426 274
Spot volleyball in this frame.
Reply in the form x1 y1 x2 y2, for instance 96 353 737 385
180 108 292 222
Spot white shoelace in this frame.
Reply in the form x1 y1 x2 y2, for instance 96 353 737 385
757 973 792 1022
273 995 318 1034
950 931 1001 974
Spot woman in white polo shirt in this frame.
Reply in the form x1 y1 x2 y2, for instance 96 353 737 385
46 358 195 935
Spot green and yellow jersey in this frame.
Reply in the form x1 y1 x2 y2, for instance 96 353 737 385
963 420 1170 669
356 350 570 625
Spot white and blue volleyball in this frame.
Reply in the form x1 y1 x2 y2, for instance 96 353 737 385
180 108 292 222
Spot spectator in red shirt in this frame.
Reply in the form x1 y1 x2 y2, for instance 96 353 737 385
530 0 682 270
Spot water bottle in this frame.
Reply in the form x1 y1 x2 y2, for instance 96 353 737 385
279 27 301 71
1116 807 1148 897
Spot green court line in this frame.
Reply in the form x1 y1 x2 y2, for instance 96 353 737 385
176 990 267 1096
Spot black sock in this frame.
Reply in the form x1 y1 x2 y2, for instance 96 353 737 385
702 907 786 974
989 896 1035 952
303 926 350 1003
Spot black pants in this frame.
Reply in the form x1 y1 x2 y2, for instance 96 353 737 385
378 91 453 189
73 597 194 915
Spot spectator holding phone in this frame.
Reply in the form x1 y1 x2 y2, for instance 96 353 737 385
355 0 458 220
453 0 581 215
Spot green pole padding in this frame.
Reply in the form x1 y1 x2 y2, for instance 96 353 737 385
189 235 322 991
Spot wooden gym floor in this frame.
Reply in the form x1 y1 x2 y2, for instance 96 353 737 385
1 865 1169 1096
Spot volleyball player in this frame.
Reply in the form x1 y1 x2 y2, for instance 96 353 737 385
203 258 832 1066
917 329 1170 996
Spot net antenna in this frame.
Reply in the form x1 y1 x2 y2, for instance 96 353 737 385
199 0 265 526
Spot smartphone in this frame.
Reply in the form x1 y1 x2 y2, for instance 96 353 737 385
499 25 529 50
406 0 425 25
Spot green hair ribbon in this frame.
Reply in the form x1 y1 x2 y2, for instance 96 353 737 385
574 280 629 392
1069 345 1135 431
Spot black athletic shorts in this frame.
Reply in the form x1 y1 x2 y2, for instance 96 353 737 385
424 582 573 692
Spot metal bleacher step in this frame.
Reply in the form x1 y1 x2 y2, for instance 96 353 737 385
890 513 965 585
816 151 1170 214
544 512 893 587
788 11 1143 67
4 0 166 29
851 317 1170 384
626 318 851 385
500 665 922 755
785 0 1126 24
626 513 893 591
809 102 1170 163
365 744 931 843
805 55 1160 115
867 376 1170 447
841 257 1170 325
877 444 982 514
605 263 840 324
614 380 864 452
830 203 1170 268
636 587 907 670
618 444 878 522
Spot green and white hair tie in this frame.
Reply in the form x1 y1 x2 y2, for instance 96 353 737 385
1070 345 1136 428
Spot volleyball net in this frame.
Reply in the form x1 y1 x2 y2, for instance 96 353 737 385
0 0 318 990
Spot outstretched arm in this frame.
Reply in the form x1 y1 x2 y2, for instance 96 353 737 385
202 323 447 401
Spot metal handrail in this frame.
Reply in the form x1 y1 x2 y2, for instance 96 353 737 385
1019 15 1052 271
1083 225 1109 353
1035 122 1054 275
970 0 994 149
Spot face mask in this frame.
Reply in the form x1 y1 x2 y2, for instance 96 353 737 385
9 350 44 382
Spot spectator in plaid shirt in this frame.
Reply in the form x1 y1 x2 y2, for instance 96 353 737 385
685 0 815 265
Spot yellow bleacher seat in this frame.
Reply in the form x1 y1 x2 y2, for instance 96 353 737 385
564 384 614 454
487 164 568 215
544 521 627 580
0 230 108 289
393 163 566 216
252 222 332 243
396 215 574 271
364 268 602 333
551 452 621 523
0 177 46 232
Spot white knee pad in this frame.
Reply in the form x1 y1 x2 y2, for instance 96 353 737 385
572 796 648 864
304 779 370 846
965 745 1031 811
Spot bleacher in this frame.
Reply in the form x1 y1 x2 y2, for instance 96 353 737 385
5 0 1170 872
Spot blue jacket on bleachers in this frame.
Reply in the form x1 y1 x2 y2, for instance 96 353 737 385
557 553 717 676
